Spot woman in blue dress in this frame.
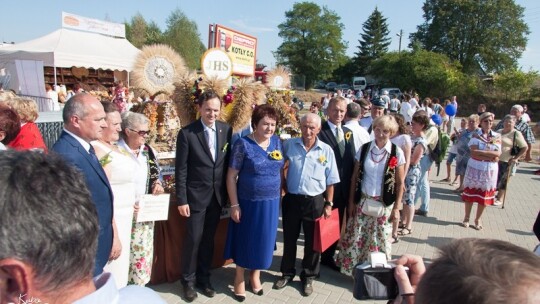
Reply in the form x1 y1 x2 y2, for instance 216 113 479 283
224 104 284 302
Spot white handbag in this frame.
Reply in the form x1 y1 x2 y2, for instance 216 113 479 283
361 197 385 218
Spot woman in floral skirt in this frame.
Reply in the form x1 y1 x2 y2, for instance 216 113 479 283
336 115 405 275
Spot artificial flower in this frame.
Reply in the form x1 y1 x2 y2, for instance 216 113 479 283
99 152 113 167
388 156 398 169
268 150 283 160
319 155 328 165
345 131 352 143
222 142 229 152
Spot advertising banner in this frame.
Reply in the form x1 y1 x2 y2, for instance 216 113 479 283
62 12 126 38
213 24 257 77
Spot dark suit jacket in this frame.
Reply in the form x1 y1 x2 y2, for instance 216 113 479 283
318 122 356 206
52 131 113 276
175 119 232 211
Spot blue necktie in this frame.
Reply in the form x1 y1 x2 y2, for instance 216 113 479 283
88 146 100 165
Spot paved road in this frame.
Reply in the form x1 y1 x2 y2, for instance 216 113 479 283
151 160 539 304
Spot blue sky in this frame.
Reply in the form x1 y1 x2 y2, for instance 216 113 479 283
2 0 540 71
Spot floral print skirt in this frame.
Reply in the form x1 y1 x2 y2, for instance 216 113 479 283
335 202 393 276
127 219 154 285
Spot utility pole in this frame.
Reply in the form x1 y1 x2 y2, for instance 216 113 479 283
397 29 403 54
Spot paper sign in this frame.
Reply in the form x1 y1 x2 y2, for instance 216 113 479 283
136 194 170 222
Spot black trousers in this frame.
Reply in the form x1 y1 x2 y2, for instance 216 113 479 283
280 193 324 280
181 196 222 287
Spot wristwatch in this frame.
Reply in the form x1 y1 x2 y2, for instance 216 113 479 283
324 201 334 207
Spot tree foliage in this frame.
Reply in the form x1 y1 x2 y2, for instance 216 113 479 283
163 9 206 70
494 69 539 100
370 50 467 97
125 9 205 70
410 0 529 74
354 7 391 75
275 2 347 88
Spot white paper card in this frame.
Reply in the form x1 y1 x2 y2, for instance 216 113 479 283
136 194 170 222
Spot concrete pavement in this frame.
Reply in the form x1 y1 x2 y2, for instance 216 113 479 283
151 160 540 304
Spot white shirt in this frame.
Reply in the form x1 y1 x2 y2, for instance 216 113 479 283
522 113 531 123
64 128 91 153
118 138 149 197
400 102 414 124
389 98 401 111
410 98 419 110
355 140 405 197
344 120 371 154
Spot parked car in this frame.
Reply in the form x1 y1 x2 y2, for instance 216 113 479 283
380 88 403 100
314 81 326 89
325 82 337 91
336 84 351 91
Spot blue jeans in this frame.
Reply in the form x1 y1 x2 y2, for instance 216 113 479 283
416 154 433 212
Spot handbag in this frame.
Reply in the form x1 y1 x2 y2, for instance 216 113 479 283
361 196 385 218
510 131 519 156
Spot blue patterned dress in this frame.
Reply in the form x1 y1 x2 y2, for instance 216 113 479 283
224 135 284 269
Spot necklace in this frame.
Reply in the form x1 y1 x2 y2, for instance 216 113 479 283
370 149 388 163
252 133 270 150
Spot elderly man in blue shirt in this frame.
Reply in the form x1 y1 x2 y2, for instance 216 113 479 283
273 113 340 297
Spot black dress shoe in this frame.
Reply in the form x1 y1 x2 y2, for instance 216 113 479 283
320 258 340 272
196 282 216 298
302 278 314 296
183 285 198 302
272 276 292 290
233 293 246 302
415 209 428 217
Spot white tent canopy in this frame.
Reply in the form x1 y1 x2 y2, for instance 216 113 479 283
0 28 140 71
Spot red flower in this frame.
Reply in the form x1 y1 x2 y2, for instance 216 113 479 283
388 156 398 169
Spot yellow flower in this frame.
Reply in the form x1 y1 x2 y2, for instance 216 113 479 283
222 142 229 152
268 150 283 161
345 131 352 142
319 155 327 165
99 152 113 167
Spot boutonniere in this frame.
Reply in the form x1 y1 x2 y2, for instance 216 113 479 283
345 131 352 143
142 146 149 158
318 155 328 165
268 150 283 160
222 142 229 152
385 156 398 194
99 151 113 167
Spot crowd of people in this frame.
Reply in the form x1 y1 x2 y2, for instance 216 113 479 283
0 87 539 303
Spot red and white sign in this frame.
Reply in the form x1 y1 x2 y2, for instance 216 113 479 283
210 24 257 77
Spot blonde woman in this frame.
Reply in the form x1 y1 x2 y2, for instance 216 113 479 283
7 97 47 152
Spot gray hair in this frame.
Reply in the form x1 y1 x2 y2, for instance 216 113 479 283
0 151 98 292
346 102 362 119
511 104 524 113
503 114 516 123
62 93 91 123
121 111 149 133
300 113 321 128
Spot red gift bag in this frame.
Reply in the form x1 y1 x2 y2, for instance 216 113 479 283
313 208 340 252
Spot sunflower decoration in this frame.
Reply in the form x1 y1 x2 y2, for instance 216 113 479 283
265 65 291 90
268 150 283 161
131 44 187 96
345 131 352 143
318 155 328 165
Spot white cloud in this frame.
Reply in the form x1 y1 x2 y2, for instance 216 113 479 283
228 19 275 33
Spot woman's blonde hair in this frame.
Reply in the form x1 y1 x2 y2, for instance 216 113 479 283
373 115 399 136
8 97 39 122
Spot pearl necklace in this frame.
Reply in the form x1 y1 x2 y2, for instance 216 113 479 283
252 133 270 150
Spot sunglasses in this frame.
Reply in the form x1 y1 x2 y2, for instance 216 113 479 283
129 128 150 136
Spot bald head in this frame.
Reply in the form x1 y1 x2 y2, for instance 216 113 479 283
63 94 106 142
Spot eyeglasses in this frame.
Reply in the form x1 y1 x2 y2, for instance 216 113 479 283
482 120 493 123
129 128 150 136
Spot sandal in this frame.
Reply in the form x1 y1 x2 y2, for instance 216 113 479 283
390 234 399 244
398 228 412 236
398 222 406 229
440 178 450 182
461 218 470 228
473 220 483 230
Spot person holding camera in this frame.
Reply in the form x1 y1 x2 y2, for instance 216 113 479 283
391 238 540 304
493 114 527 206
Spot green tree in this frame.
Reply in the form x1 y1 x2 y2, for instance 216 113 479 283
275 2 347 88
370 50 467 97
163 9 206 70
354 7 391 75
494 69 539 100
125 14 163 48
410 0 529 73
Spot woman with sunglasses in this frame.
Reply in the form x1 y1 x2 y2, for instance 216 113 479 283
118 111 164 285
461 112 501 230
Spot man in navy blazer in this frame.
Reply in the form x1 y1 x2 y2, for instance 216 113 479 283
176 91 232 302
52 93 114 277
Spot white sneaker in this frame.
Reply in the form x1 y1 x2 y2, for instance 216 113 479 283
493 200 502 206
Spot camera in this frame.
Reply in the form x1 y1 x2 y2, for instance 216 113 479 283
353 252 409 300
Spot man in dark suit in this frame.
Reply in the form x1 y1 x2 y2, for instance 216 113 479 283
317 96 356 270
176 91 232 302
52 93 113 277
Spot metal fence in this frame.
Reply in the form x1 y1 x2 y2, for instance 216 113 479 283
19 94 54 112
35 111 63 150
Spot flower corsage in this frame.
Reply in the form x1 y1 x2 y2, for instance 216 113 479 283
99 152 113 167
222 142 229 152
319 155 328 165
268 150 283 161
385 156 398 193
345 131 352 143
